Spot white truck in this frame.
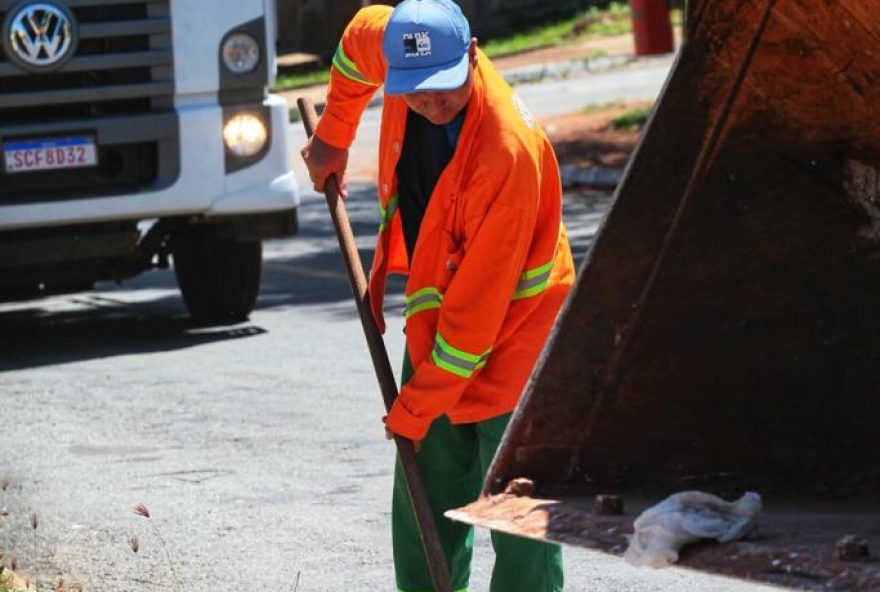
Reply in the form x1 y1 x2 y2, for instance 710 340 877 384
0 0 299 322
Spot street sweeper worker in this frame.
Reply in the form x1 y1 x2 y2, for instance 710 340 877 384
301 1 574 590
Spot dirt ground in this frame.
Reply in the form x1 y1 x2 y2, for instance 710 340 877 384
543 101 648 170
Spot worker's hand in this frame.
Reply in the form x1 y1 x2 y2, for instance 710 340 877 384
300 134 349 198
382 415 422 453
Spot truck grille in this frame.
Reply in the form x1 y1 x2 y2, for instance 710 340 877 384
0 0 174 122
0 0 177 200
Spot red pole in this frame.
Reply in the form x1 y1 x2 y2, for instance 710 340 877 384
630 0 675 56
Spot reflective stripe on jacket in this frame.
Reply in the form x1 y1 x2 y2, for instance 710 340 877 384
315 6 575 441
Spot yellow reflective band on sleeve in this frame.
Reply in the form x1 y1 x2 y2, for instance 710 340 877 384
331 42 380 86
379 194 399 231
405 287 443 318
432 332 491 379
512 260 554 300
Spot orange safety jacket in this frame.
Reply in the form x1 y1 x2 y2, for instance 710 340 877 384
315 6 575 441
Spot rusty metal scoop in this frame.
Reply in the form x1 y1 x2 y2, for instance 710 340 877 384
449 1 880 589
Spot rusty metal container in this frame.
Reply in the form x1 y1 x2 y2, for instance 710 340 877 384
449 0 880 588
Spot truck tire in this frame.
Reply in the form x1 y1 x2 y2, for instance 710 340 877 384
171 226 262 323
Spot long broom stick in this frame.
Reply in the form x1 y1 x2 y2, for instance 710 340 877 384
297 97 452 592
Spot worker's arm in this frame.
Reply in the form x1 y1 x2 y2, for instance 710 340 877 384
302 6 391 195
386 153 542 441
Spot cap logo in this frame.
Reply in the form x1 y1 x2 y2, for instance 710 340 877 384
403 31 432 58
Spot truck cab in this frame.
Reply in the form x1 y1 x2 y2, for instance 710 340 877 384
0 0 299 322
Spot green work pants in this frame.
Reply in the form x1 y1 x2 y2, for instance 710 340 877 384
392 353 564 592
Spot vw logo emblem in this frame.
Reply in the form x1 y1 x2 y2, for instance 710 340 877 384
2 2 78 72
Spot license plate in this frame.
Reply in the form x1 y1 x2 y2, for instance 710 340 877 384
3 135 98 174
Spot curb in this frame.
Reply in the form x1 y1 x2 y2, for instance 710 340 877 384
560 164 624 190
502 52 635 86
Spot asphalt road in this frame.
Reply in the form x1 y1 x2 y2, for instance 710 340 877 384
0 186 776 592
1 62 778 592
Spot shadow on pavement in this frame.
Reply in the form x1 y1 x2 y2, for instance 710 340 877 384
0 185 385 371
0 295 268 371
0 184 607 371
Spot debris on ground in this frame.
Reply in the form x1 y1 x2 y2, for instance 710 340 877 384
594 494 625 516
503 478 536 497
836 534 871 562
624 491 762 568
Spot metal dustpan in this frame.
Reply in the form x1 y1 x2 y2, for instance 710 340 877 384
449 0 880 589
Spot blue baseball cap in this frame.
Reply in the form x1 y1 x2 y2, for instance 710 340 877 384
382 0 471 96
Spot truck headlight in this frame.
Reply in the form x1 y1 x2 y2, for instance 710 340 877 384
223 113 267 157
222 33 260 74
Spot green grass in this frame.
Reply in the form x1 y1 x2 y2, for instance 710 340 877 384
273 69 331 92
272 2 638 92
481 2 633 59
484 2 684 59
610 106 653 131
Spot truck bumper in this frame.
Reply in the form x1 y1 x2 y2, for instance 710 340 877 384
0 94 299 232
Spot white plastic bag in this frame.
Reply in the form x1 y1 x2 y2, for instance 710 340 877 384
624 490 762 567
